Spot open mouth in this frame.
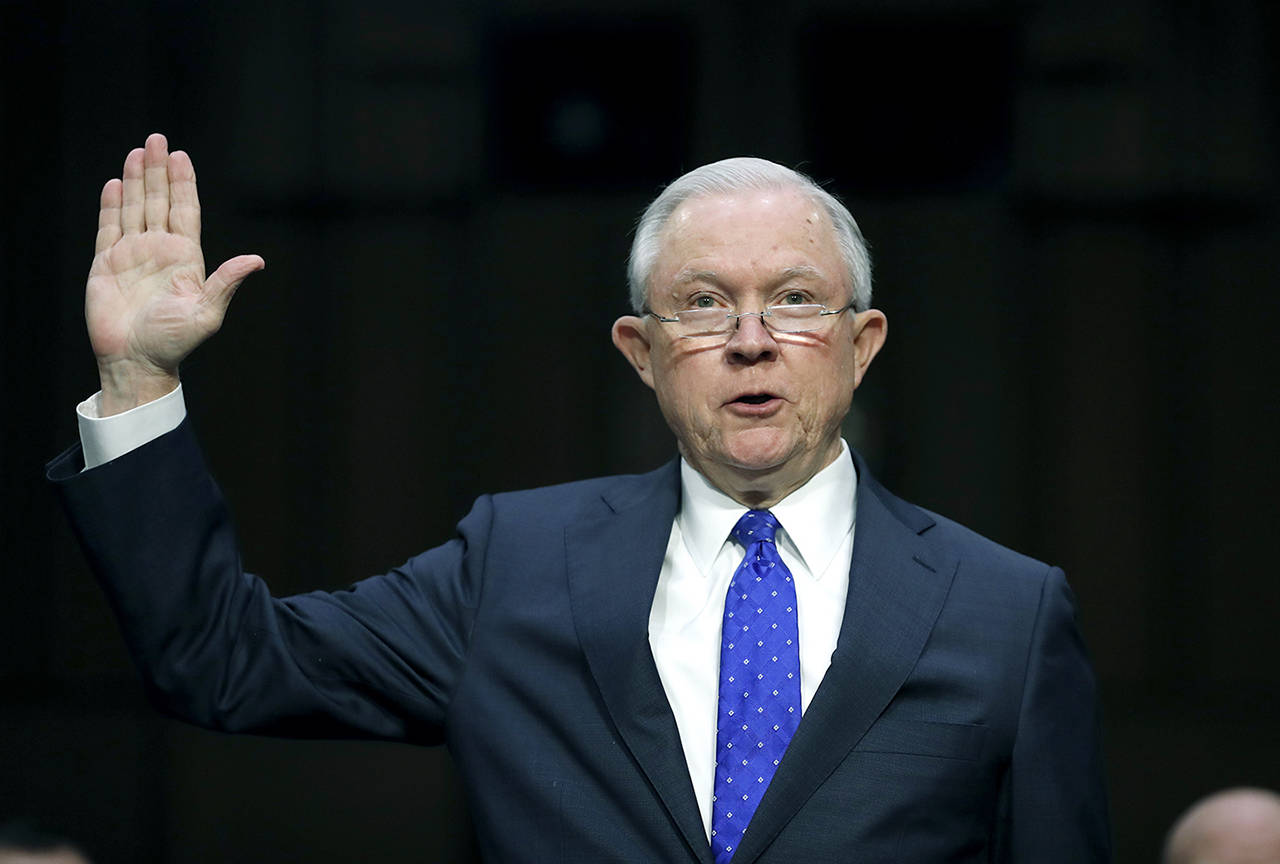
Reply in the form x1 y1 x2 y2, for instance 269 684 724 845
733 393 777 405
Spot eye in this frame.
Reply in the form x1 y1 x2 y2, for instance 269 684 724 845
781 291 809 305
690 294 721 309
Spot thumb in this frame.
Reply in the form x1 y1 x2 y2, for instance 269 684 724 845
204 254 265 311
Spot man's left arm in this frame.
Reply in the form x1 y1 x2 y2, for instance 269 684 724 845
999 567 1112 862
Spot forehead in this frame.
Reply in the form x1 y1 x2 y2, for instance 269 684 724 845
652 187 844 295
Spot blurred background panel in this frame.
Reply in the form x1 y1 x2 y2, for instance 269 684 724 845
2 0 1277 861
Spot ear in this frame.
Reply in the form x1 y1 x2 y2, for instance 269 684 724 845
612 315 656 390
850 309 887 390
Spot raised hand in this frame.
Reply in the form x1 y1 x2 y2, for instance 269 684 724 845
87 132 264 415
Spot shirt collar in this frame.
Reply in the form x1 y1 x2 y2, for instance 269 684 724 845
678 439 858 579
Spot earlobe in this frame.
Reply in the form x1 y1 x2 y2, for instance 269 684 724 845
611 315 656 389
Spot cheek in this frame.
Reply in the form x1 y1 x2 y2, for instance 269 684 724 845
655 346 715 403
651 359 710 428
805 354 857 418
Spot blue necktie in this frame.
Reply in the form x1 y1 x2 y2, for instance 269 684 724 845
711 510 801 863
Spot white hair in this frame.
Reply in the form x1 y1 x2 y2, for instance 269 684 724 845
626 157 873 313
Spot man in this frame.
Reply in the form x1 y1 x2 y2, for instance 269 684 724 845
49 133 1111 862
1164 788 1280 864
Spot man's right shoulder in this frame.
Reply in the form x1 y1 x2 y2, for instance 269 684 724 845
486 458 680 521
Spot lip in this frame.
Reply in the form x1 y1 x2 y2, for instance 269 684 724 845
724 393 784 417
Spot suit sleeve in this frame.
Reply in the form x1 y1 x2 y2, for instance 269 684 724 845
47 419 485 743
996 567 1112 862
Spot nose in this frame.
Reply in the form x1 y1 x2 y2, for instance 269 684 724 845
724 311 779 363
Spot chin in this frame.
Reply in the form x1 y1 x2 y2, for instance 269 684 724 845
718 429 800 474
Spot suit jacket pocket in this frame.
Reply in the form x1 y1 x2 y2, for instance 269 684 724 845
854 718 987 761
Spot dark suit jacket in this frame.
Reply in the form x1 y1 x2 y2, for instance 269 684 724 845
48 421 1111 862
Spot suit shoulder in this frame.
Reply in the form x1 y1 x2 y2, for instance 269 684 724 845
904 502 1067 617
866 476 1055 585
483 460 678 523
921 508 1052 575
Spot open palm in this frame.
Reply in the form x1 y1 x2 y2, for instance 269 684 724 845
87 134 262 407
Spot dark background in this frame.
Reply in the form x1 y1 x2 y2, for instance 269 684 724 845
3 0 1278 861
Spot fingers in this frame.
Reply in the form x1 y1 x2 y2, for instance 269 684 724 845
143 132 170 231
168 150 200 240
95 178 123 254
120 147 145 234
108 134 200 247
203 254 266 312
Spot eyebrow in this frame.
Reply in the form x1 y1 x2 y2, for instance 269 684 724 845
671 268 719 285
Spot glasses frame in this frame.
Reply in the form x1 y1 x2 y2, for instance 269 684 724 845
645 301 856 337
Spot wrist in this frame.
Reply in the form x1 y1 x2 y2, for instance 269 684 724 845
96 359 180 416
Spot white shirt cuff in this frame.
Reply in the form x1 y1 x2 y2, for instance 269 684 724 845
77 384 187 470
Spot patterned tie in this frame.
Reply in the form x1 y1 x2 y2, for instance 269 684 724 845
711 510 801 863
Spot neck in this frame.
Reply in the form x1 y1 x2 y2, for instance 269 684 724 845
685 440 844 510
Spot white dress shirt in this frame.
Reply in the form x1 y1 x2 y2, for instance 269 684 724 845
76 385 187 470
76 388 857 841
649 446 856 839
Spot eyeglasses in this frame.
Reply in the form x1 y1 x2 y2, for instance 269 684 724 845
646 302 855 338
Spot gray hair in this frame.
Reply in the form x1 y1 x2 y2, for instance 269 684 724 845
626 157 872 313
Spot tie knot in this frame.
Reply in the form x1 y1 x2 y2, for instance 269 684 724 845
731 509 780 546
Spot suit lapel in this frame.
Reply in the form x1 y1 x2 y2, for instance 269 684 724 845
566 461 715 864
729 455 958 864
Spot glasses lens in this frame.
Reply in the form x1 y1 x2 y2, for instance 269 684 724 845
665 304 835 336
767 304 824 332
675 308 732 336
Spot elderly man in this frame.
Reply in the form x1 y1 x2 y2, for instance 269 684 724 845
49 133 1111 862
